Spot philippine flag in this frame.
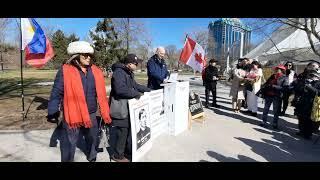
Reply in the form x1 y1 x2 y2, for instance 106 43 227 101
21 18 54 68
179 37 206 72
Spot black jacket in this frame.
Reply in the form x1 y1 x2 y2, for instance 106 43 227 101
110 63 151 127
293 75 320 119
204 65 219 84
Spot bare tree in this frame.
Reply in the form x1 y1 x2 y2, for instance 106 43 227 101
35 18 57 40
112 18 149 53
0 18 13 71
184 27 208 48
165 45 178 70
246 18 320 60
184 27 219 60
277 18 320 57
0 18 12 43
207 32 217 60
133 31 153 71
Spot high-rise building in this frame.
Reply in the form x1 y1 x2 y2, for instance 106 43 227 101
208 18 251 70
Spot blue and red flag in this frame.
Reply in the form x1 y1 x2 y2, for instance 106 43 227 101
21 18 54 68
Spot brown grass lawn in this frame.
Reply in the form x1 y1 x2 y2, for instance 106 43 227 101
0 69 147 130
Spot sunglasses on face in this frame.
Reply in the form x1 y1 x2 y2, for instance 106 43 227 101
81 54 92 58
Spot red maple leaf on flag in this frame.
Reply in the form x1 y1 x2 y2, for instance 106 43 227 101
194 52 203 64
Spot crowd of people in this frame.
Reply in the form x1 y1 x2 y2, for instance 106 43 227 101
227 57 320 139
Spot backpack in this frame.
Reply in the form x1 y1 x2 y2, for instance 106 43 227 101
311 95 320 122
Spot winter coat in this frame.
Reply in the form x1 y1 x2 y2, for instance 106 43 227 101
293 75 320 119
229 68 246 100
204 65 219 84
48 66 98 116
147 55 170 90
263 73 285 97
110 63 151 127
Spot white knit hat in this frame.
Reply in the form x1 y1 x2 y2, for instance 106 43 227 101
67 41 94 55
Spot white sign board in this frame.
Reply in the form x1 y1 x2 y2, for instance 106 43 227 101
128 94 152 162
146 89 167 140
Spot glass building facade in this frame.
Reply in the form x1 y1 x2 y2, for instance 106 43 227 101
208 18 251 70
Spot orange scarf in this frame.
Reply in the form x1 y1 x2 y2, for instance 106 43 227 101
63 64 111 129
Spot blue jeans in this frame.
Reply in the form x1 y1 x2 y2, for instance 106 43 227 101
262 96 282 125
60 113 98 162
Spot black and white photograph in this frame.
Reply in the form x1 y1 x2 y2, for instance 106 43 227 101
135 107 151 150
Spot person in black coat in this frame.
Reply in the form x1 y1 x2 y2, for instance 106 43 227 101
292 67 320 139
109 54 151 162
204 58 220 108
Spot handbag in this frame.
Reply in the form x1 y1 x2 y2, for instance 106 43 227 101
311 95 320 122
98 119 110 151
109 96 129 119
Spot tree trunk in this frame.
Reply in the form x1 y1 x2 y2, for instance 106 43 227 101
0 50 3 71
126 18 130 54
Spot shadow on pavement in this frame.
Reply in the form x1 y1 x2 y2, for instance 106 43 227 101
232 127 320 161
200 151 257 162
206 104 262 126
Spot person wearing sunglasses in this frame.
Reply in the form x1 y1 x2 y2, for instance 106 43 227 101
47 41 112 162
280 61 297 116
109 54 151 162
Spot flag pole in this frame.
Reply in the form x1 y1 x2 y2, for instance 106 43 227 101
179 34 189 71
19 18 25 121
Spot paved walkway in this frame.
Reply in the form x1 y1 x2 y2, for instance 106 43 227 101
1 77 320 162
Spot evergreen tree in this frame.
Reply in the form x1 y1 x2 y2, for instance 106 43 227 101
90 18 126 68
49 30 79 69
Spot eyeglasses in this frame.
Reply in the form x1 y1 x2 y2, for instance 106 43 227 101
286 64 292 67
81 53 92 58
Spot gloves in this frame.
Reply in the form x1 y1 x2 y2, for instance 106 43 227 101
46 111 60 124
135 94 141 100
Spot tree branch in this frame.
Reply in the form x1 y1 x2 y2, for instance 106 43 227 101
310 18 320 41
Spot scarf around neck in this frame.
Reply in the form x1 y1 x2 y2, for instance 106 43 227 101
63 64 111 129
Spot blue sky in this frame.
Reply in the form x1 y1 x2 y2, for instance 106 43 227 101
5 18 265 49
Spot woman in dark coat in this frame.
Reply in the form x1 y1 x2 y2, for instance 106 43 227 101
292 66 320 139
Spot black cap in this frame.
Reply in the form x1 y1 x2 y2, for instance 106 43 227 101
209 59 218 63
123 54 143 65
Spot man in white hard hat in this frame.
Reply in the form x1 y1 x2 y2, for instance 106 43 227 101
47 41 111 162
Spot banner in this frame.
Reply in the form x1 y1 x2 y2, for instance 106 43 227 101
147 89 167 140
128 94 152 162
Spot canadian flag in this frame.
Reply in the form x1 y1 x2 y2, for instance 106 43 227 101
179 37 206 72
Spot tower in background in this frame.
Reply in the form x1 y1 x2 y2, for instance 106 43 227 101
208 18 251 71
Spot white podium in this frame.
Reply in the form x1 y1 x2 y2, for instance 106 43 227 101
161 81 190 136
